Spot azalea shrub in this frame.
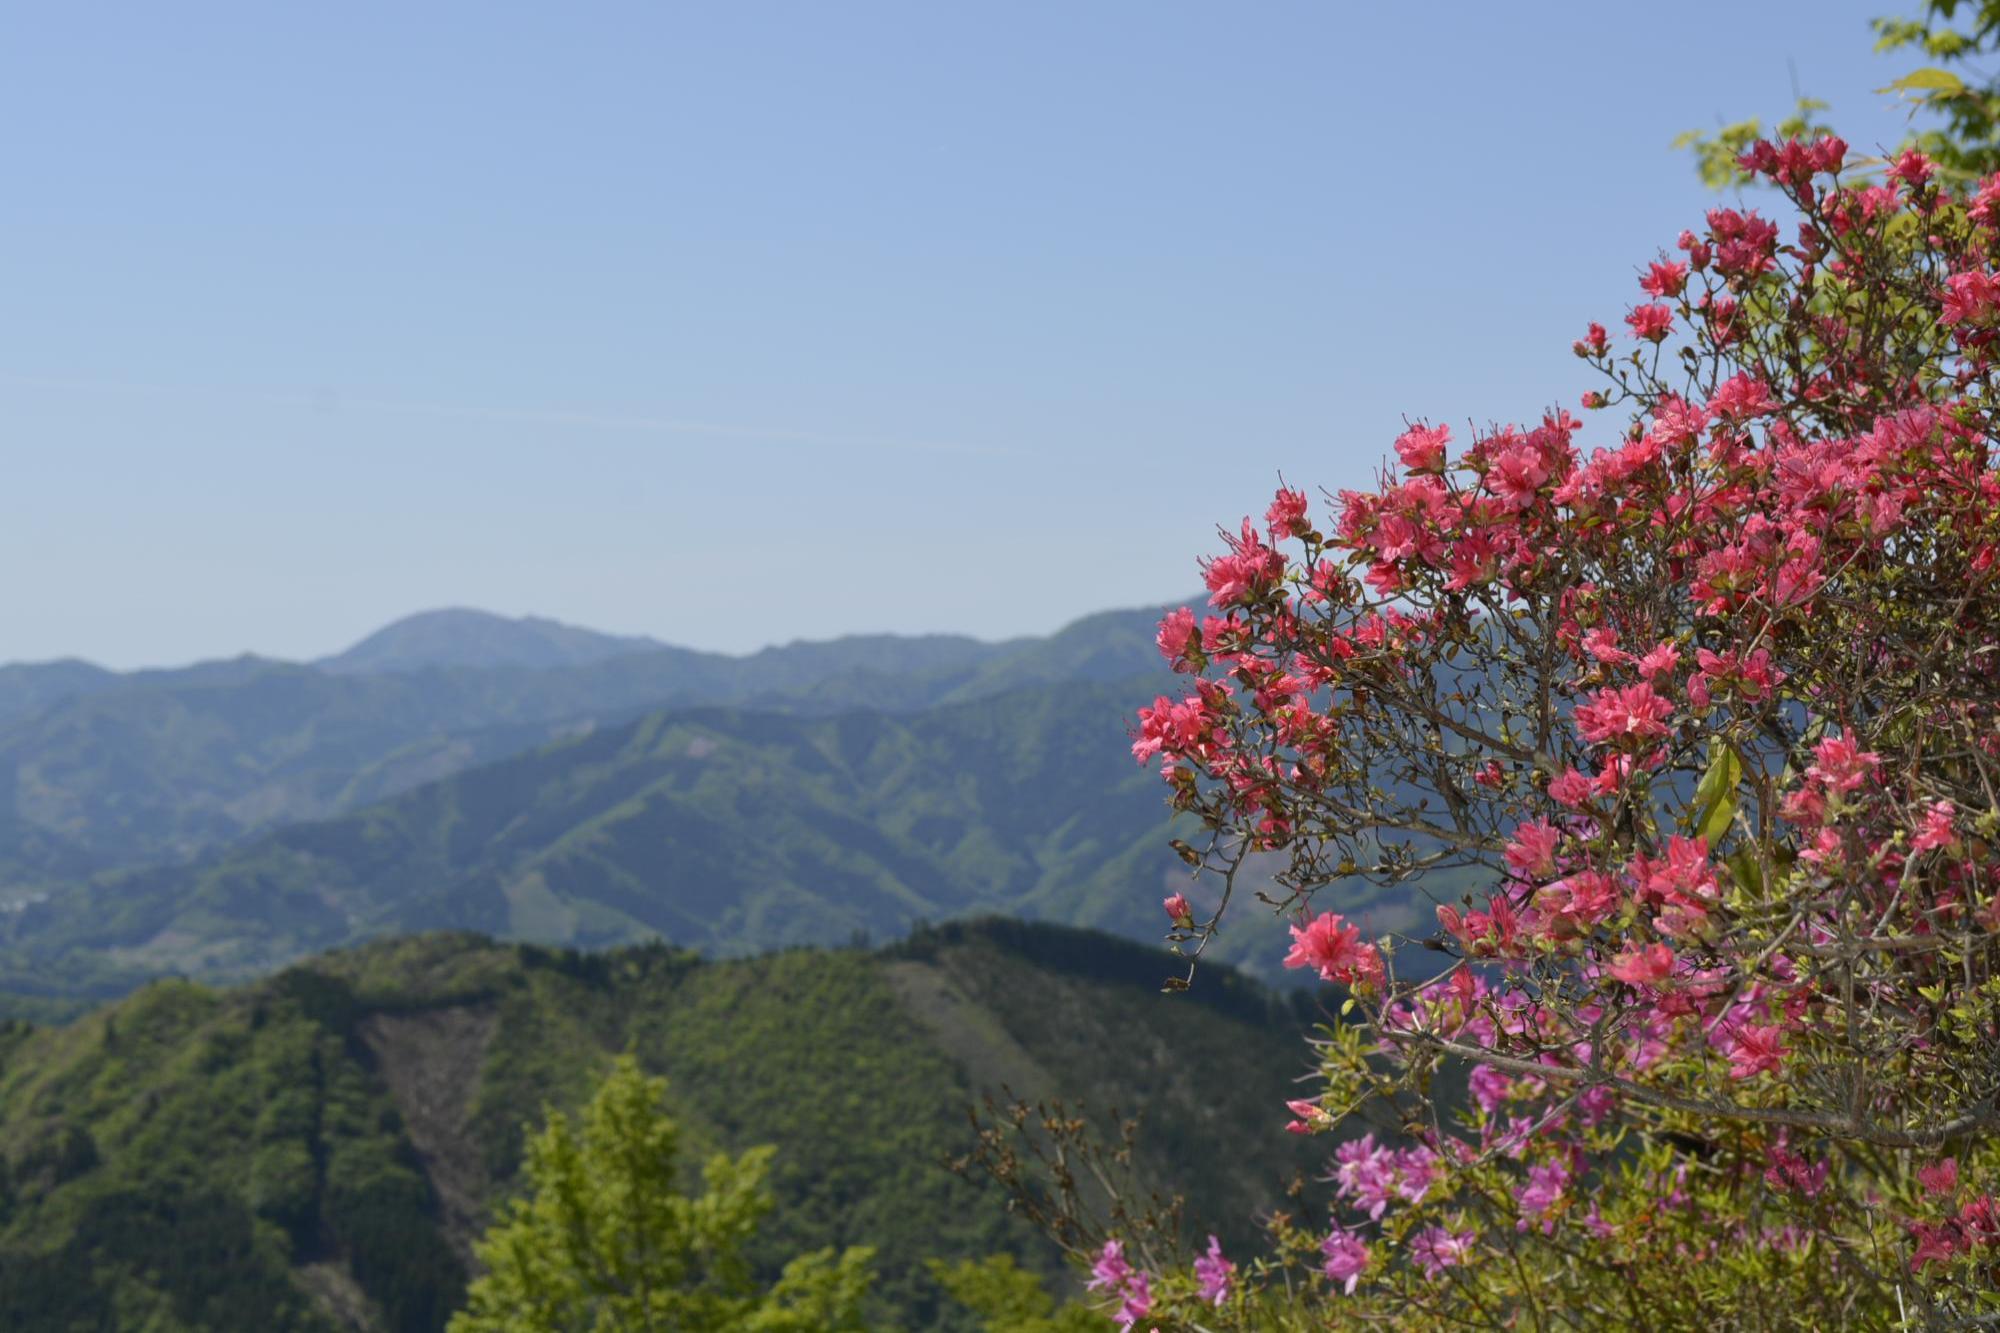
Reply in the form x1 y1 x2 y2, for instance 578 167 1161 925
1107 138 2000 1329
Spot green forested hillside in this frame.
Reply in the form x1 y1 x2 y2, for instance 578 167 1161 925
0 674 1449 1014
0 921 1338 1332
0 605 1178 875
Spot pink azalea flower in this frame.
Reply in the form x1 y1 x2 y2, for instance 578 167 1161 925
1319 1227 1369 1293
1918 1157 1960 1197
1888 147 1936 188
1154 606 1198 668
1516 1158 1571 1220
1283 911 1384 987
1284 1097 1332 1135
1202 519 1284 606
1726 1023 1786 1080
1608 942 1675 988
1087 1240 1131 1293
1394 422 1451 473
1503 819 1563 879
1912 800 1959 854
1574 682 1673 747
1113 1271 1151 1330
1469 1065 1513 1116
1639 259 1688 298
1548 767 1598 809
1266 486 1309 538
1806 735 1879 794
1636 640 1680 680
1626 303 1674 342
1408 1225 1476 1278
1193 1235 1235 1307
1487 444 1550 510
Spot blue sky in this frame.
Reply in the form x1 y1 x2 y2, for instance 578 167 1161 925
0 1 1932 667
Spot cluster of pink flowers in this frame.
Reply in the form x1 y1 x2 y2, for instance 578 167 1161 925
1326 1134 1437 1220
1087 1240 1153 1329
1120 130 2000 1312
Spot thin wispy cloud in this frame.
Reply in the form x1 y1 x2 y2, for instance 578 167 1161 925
0 372 1021 458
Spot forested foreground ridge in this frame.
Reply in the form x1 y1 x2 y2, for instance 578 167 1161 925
0 920 1337 1332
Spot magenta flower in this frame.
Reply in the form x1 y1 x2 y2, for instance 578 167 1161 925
1319 1227 1369 1293
1409 1225 1476 1278
1113 1271 1151 1330
1192 1234 1234 1307
1086 1239 1130 1293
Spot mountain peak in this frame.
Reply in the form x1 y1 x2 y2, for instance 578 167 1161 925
317 608 668 676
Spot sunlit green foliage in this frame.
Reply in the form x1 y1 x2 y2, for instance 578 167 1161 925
450 1055 876 1333
927 1256 1103 1333
0 922 1324 1330
1679 3 2000 187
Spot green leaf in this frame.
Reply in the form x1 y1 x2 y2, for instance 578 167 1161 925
1690 742 1743 844
1725 848 1764 898
1876 67 1968 96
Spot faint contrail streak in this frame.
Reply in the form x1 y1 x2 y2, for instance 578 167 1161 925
0 371 1020 458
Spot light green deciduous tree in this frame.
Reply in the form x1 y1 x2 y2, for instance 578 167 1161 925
450 1054 876 1333
927 1255 1105 1333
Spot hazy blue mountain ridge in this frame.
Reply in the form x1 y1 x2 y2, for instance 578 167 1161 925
316 608 670 674
0 603 1186 875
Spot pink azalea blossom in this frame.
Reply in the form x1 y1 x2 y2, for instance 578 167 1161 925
1574 682 1673 747
1266 486 1309 538
1912 800 1958 854
1626 303 1674 342
1918 1157 1960 1197
1283 911 1383 986
1114 1271 1151 1330
1285 1097 1331 1135
1516 1158 1571 1221
1636 640 1680 679
1193 1235 1235 1307
1469 1065 1513 1115
1503 819 1563 879
1154 606 1197 668
1395 422 1451 473
1725 1022 1786 1080
1088 1240 1130 1293
1889 147 1936 188
1202 519 1284 606
1608 942 1675 988
1319 1227 1369 1293
1408 1226 1476 1278
1640 259 1688 298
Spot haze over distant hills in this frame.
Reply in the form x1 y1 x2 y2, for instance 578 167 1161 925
8 600 1457 1011
0 598 1460 1017
315 608 672 675
0 604 1179 875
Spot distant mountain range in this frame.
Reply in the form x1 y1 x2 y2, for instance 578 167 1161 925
315 608 673 675
0 605 1174 876
0 600 1459 1015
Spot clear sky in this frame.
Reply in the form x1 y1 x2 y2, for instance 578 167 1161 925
0 1 1933 667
